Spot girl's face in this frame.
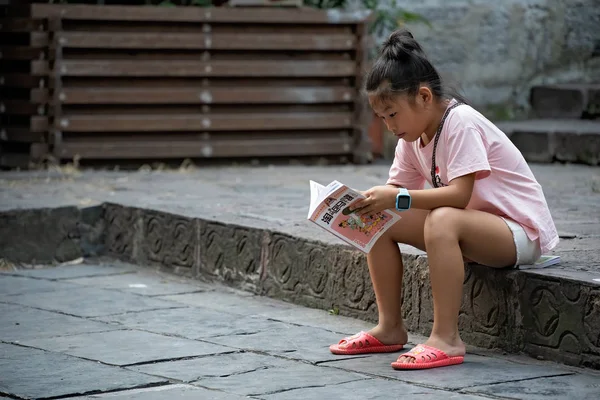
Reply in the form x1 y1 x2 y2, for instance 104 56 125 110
369 92 431 143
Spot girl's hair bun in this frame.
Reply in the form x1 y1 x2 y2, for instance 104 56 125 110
380 29 424 61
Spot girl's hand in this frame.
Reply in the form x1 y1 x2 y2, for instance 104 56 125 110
352 185 398 216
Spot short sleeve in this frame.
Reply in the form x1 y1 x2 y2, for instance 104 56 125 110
386 141 426 190
444 118 491 182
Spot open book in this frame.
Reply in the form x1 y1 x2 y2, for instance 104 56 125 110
307 180 402 253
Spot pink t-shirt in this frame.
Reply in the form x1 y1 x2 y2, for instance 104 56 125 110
387 100 559 254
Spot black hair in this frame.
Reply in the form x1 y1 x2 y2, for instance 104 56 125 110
365 29 468 105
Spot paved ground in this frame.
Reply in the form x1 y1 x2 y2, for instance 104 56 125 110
1 260 599 400
0 162 599 270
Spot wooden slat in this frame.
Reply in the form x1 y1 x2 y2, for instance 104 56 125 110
56 136 352 159
67 24 352 35
57 60 355 77
55 31 355 51
57 77 351 88
31 88 48 103
0 46 47 60
14 60 50 75
56 112 353 132
0 127 45 143
57 87 355 104
0 74 47 88
30 32 49 47
0 88 48 103
0 142 47 167
0 18 44 33
32 4 371 24
1 100 45 115
31 116 49 132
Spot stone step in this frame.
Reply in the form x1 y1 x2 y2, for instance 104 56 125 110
497 119 600 165
1 203 599 370
530 84 600 119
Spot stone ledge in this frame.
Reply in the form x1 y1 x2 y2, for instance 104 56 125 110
530 84 600 119
1 202 599 370
0 205 104 264
497 119 600 165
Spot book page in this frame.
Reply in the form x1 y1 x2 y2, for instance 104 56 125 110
308 182 402 252
308 180 327 219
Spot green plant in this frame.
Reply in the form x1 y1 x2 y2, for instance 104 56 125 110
158 0 212 5
363 0 430 37
303 0 430 58
303 0 346 8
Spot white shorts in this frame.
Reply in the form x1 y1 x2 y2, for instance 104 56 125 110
501 217 542 267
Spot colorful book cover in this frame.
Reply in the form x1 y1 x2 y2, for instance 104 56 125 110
307 180 402 253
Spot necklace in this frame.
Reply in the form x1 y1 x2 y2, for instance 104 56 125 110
431 101 464 188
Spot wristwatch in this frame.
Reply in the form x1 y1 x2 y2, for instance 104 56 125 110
395 188 411 211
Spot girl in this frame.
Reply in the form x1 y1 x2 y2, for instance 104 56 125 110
328 29 559 370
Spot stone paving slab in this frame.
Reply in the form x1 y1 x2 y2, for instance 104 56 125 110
70 384 247 399
464 373 600 400
20 329 235 366
66 270 209 297
0 343 168 399
128 352 289 383
96 307 288 340
322 352 575 391
161 291 300 316
3 263 137 280
259 379 490 400
1 285 184 318
0 274 77 296
0 303 119 342
194 358 369 397
1 261 600 400
161 286 378 335
208 325 367 364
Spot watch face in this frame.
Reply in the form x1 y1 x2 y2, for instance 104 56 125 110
397 196 411 209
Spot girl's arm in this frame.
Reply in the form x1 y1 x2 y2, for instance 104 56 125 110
409 173 475 210
353 173 476 215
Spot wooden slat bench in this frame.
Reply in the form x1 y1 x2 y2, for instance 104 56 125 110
27 3 372 164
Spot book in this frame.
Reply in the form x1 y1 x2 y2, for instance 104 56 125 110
519 255 561 270
307 180 402 253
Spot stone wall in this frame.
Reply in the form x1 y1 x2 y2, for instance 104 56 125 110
350 0 600 119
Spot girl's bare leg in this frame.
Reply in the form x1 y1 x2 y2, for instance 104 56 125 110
395 207 517 364
366 208 429 345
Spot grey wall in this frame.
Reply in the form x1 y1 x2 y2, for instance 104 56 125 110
350 0 600 120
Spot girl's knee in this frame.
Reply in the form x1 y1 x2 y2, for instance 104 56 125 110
424 207 460 243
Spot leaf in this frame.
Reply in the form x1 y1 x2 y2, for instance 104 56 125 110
159 0 177 7
361 0 377 9
397 10 432 27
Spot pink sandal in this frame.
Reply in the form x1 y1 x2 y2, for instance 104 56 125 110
329 331 404 355
391 344 464 370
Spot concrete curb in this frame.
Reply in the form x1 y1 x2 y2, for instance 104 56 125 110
1 202 600 370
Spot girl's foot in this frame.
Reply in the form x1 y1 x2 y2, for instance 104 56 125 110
368 323 408 346
394 334 465 366
329 323 408 355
